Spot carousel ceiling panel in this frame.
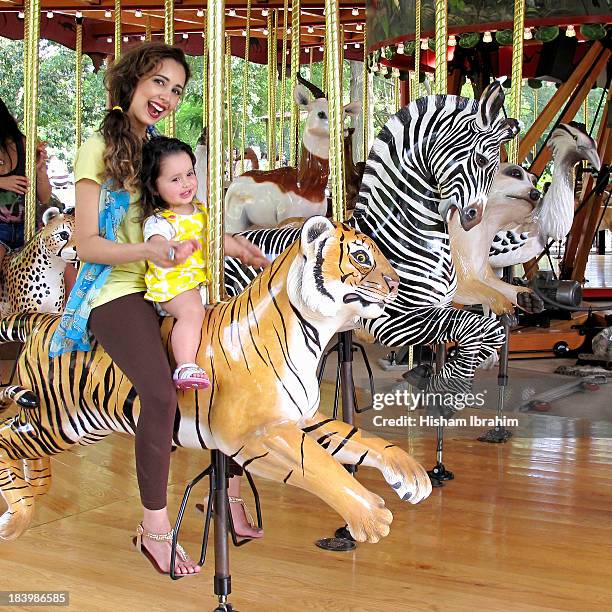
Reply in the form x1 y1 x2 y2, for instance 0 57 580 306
0 1 366 62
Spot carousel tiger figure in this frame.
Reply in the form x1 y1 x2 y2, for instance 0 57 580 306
0 217 432 542
0 208 77 316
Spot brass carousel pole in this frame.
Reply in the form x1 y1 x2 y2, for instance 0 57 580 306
225 35 233 181
413 0 421 100
240 0 252 174
75 17 84 149
23 0 41 241
289 0 301 166
532 88 538 160
322 39 328 92
164 0 175 137
22 3 30 138
362 22 369 159
267 10 277 169
114 0 121 60
207 0 225 305
325 0 345 222
145 16 152 42
202 15 208 129
434 0 447 94
279 0 289 165
507 0 526 164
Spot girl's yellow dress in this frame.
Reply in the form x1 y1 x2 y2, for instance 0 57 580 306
143 201 209 303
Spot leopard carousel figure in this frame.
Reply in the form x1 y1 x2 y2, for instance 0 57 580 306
0 207 77 317
0 218 432 542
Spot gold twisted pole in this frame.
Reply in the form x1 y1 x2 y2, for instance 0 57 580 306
434 0 447 94
322 39 328 92
309 46 313 79
532 88 538 160
279 0 289 165
202 14 208 129
362 22 369 158
114 0 121 60
413 0 421 100
240 0 252 174
225 35 233 182
23 0 41 241
164 0 175 137
325 0 346 222
206 0 226 303
23 3 30 138
267 11 277 169
145 16 152 42
75 18 83 149
508 0 525 164
583 96 589 132
394 74 401 111
289 0 301 166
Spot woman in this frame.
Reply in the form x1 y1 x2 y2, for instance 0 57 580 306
50 43 266 576
0 97 52 266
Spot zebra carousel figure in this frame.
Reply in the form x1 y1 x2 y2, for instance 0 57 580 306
225 81 520 393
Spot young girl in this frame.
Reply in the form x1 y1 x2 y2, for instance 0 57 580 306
140 137 210 390
50 43 265 578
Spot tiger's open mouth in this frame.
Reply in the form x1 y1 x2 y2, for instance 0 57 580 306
343 291 397 307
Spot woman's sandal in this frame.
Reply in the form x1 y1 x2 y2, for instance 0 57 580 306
132 523 199 577
194 496 263 538
173 363 210 391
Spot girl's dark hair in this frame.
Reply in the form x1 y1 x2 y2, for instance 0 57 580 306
140 136 196 220
100 42 191 191
0 97 24 158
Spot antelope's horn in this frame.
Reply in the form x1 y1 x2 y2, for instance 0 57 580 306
297 73 326 99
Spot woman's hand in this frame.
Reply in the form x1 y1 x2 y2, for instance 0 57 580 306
147 236 199 268
224 234 270 268
36 141 48 172
0 175 28 195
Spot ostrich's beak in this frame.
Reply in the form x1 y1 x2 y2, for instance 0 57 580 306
580 146 601 172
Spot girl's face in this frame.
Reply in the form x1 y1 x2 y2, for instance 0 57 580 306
155 151 198 208
127 58 186 132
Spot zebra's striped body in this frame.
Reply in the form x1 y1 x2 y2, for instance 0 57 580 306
226 85 520 392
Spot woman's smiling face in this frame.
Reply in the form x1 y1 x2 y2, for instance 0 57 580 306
127 58 187 132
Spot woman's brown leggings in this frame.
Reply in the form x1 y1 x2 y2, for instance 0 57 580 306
89 292 176 511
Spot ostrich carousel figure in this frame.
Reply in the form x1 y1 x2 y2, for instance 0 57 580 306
488 122 600 273
224 76 360 232
224 82 521 394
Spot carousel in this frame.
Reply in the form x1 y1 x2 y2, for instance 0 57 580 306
0 1 611 611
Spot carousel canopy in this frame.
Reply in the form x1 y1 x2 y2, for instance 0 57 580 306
0 1 367 64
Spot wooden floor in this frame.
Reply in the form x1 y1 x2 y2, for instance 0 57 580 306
1 394 612 611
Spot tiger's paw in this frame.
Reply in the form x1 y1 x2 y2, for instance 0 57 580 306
382 445 433 504
345 492 393 544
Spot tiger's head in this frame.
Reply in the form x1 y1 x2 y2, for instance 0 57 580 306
287 216 399 321
40 207 78 263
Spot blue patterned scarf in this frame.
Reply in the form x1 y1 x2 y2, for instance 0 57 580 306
49 184 130 357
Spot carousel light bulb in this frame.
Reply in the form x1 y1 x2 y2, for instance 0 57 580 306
262 9 269 17
47 11 54 18
228 9 236 17
397 42 405 54
263 28 269 35
355 43 360 49
197 9 204 18
524 27 533 40
140 35 146 41
307 26 314 34
566 24 576 37
448 34 457 46
107 36 112 43
352 8 359 16
18 10 24 19
75 11 83 19
135 9 142 18
183 32 189 39
105 10 112 18
287 27 291 34
123 35 129 42
319 46 324 52
483 31 492 43
242 29 247 36
344 44 348 50
356 24 363 31
421 38 428 50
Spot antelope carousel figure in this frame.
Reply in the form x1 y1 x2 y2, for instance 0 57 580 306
224 82 520 393
224 76 360 232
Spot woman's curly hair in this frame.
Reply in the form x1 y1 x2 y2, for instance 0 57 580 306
100 42 191 192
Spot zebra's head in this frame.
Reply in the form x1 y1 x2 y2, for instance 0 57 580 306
433 81 521 230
